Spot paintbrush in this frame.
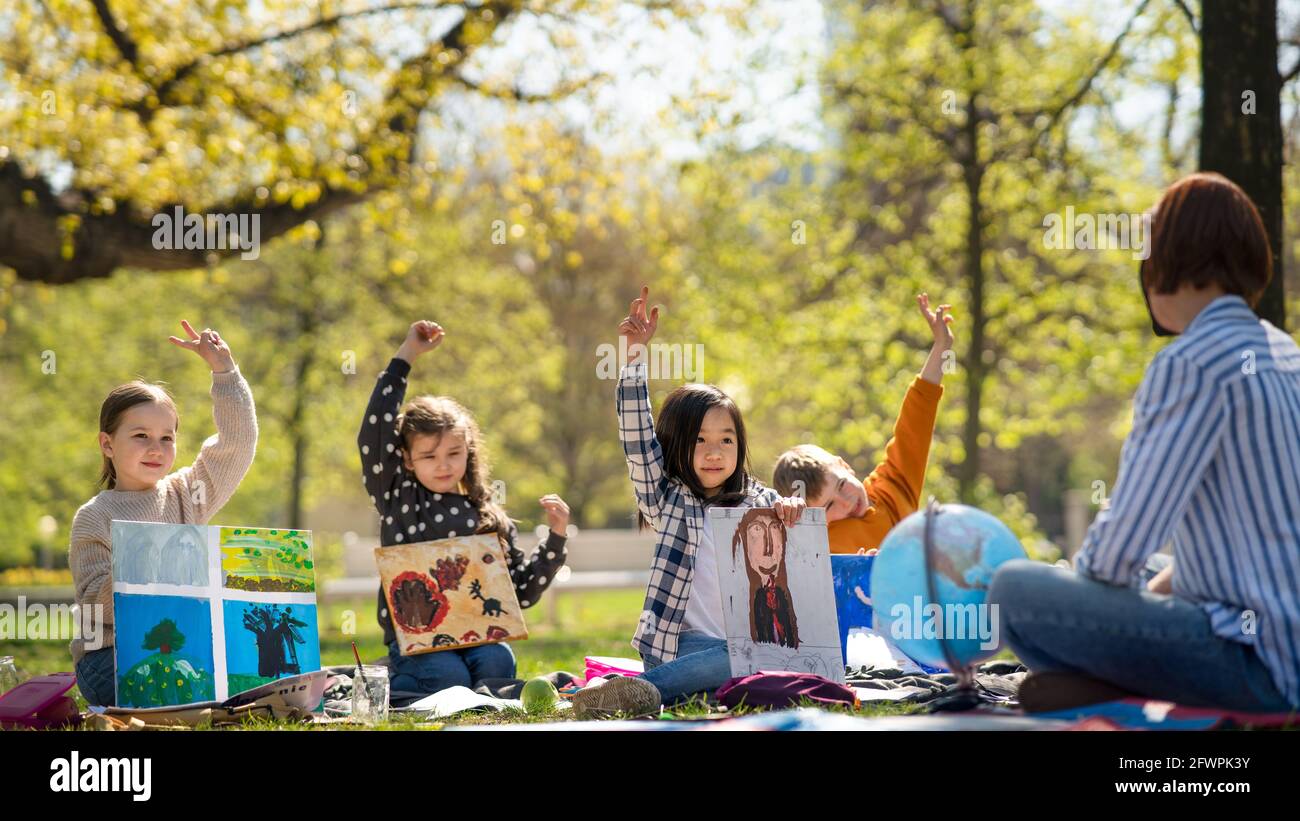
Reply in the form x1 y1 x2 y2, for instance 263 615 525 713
351 641 370 691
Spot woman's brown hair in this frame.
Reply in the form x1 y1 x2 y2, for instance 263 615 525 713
397 395 512 540
98 381 179 489
1146 172 1273 306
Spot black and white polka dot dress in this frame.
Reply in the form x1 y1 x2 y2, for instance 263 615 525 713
358 357 568 646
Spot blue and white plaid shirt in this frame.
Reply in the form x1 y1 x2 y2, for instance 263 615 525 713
1076 296 1300 707
617 363 780 665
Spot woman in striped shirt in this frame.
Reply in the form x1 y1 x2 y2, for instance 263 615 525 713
990 172 1300 712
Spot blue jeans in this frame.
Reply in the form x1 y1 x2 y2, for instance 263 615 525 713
75 647 116 707
386 641 516 695
989 559 1294 712
641 629 730 703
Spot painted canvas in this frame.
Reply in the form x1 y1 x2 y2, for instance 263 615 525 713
222 601 321 695
113 593 216 708
832 554 875 665
220 527 315 592
111 522 207 586
376 533 528 656
111 520 320 705
709 506 845 684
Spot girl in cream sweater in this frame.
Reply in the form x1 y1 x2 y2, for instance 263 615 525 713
69 321 258 706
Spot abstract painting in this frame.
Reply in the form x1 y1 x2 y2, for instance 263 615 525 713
375 533 528 656
710 507 844 683
832 553 875 665
111 520 320 705
111 522 207 586
220 527 316 592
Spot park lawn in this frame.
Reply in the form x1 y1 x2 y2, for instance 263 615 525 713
3 587 919 727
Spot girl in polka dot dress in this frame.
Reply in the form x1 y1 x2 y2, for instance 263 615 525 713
358 320 571 695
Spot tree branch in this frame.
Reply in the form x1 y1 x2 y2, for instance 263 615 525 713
1168 0 1197 33
1030 0 1152 144
449 71 605 103
144 1 462 113
90 0 145 75
1 2 524 283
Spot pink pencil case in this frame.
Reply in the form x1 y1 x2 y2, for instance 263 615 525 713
0 672 81 729
584 656 645 680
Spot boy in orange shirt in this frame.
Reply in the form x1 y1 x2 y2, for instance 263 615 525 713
774 294 953 553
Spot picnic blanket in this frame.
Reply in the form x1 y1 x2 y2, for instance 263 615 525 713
1035 698 1300 731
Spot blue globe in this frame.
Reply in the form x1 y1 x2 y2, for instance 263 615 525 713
870 503 1026 671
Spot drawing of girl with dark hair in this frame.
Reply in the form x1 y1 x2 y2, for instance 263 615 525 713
731 508 799 648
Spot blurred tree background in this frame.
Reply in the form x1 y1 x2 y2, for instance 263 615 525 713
2 0 1299 572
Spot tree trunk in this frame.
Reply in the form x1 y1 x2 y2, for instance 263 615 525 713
287 243 321 529
1199 0 1286 329
957 88 987 504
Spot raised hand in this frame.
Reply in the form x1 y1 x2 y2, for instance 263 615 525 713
917 293 954 352
539 493 571 535
618 285 660 362
168 320 235 372
396 320 445 363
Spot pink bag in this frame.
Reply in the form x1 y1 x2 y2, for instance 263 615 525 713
584 656 644 680
716 671 858 709
0 672 81 729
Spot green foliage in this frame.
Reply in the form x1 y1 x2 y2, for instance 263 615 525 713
142 618 185 653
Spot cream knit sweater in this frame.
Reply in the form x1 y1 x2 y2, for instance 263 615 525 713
68 367 258 663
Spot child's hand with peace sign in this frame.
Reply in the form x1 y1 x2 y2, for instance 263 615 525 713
168 320 236 373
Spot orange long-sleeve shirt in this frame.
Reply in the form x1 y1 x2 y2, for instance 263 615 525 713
828 376 943 553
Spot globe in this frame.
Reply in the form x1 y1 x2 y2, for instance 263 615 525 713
870 503 1026 671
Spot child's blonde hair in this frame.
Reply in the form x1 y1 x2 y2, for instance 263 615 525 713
98 381 179 489
397 395 511 538
772 444 838 500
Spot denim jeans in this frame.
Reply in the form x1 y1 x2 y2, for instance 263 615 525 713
988 559 1294 712
74 646 116 707
640 629 731 703
386 640 516 695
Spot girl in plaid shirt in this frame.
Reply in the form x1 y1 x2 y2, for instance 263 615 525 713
573 287 806 718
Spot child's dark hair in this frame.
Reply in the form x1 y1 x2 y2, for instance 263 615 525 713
98 381 179 489
639 383 752 528
397 395 512 540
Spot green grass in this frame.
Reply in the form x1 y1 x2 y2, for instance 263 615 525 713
2 589 919 728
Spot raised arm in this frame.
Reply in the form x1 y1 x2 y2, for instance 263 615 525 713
863 294 949 524
617 286 669 523
166 321 258 520
862 377 942 525
358 321 443 506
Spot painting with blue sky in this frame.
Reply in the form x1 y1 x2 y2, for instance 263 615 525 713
113 592 216 708
222 600 321 696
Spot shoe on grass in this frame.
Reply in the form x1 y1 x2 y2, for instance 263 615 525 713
573 676 661 719
1017 671 1138 713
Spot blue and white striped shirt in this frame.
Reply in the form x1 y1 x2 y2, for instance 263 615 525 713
1076 295 1300 707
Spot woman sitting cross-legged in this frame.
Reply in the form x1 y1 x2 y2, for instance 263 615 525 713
990 172 1300 713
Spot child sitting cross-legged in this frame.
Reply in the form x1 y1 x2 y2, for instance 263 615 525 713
359 320 571 695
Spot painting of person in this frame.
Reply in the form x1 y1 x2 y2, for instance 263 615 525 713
731 508 799 648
